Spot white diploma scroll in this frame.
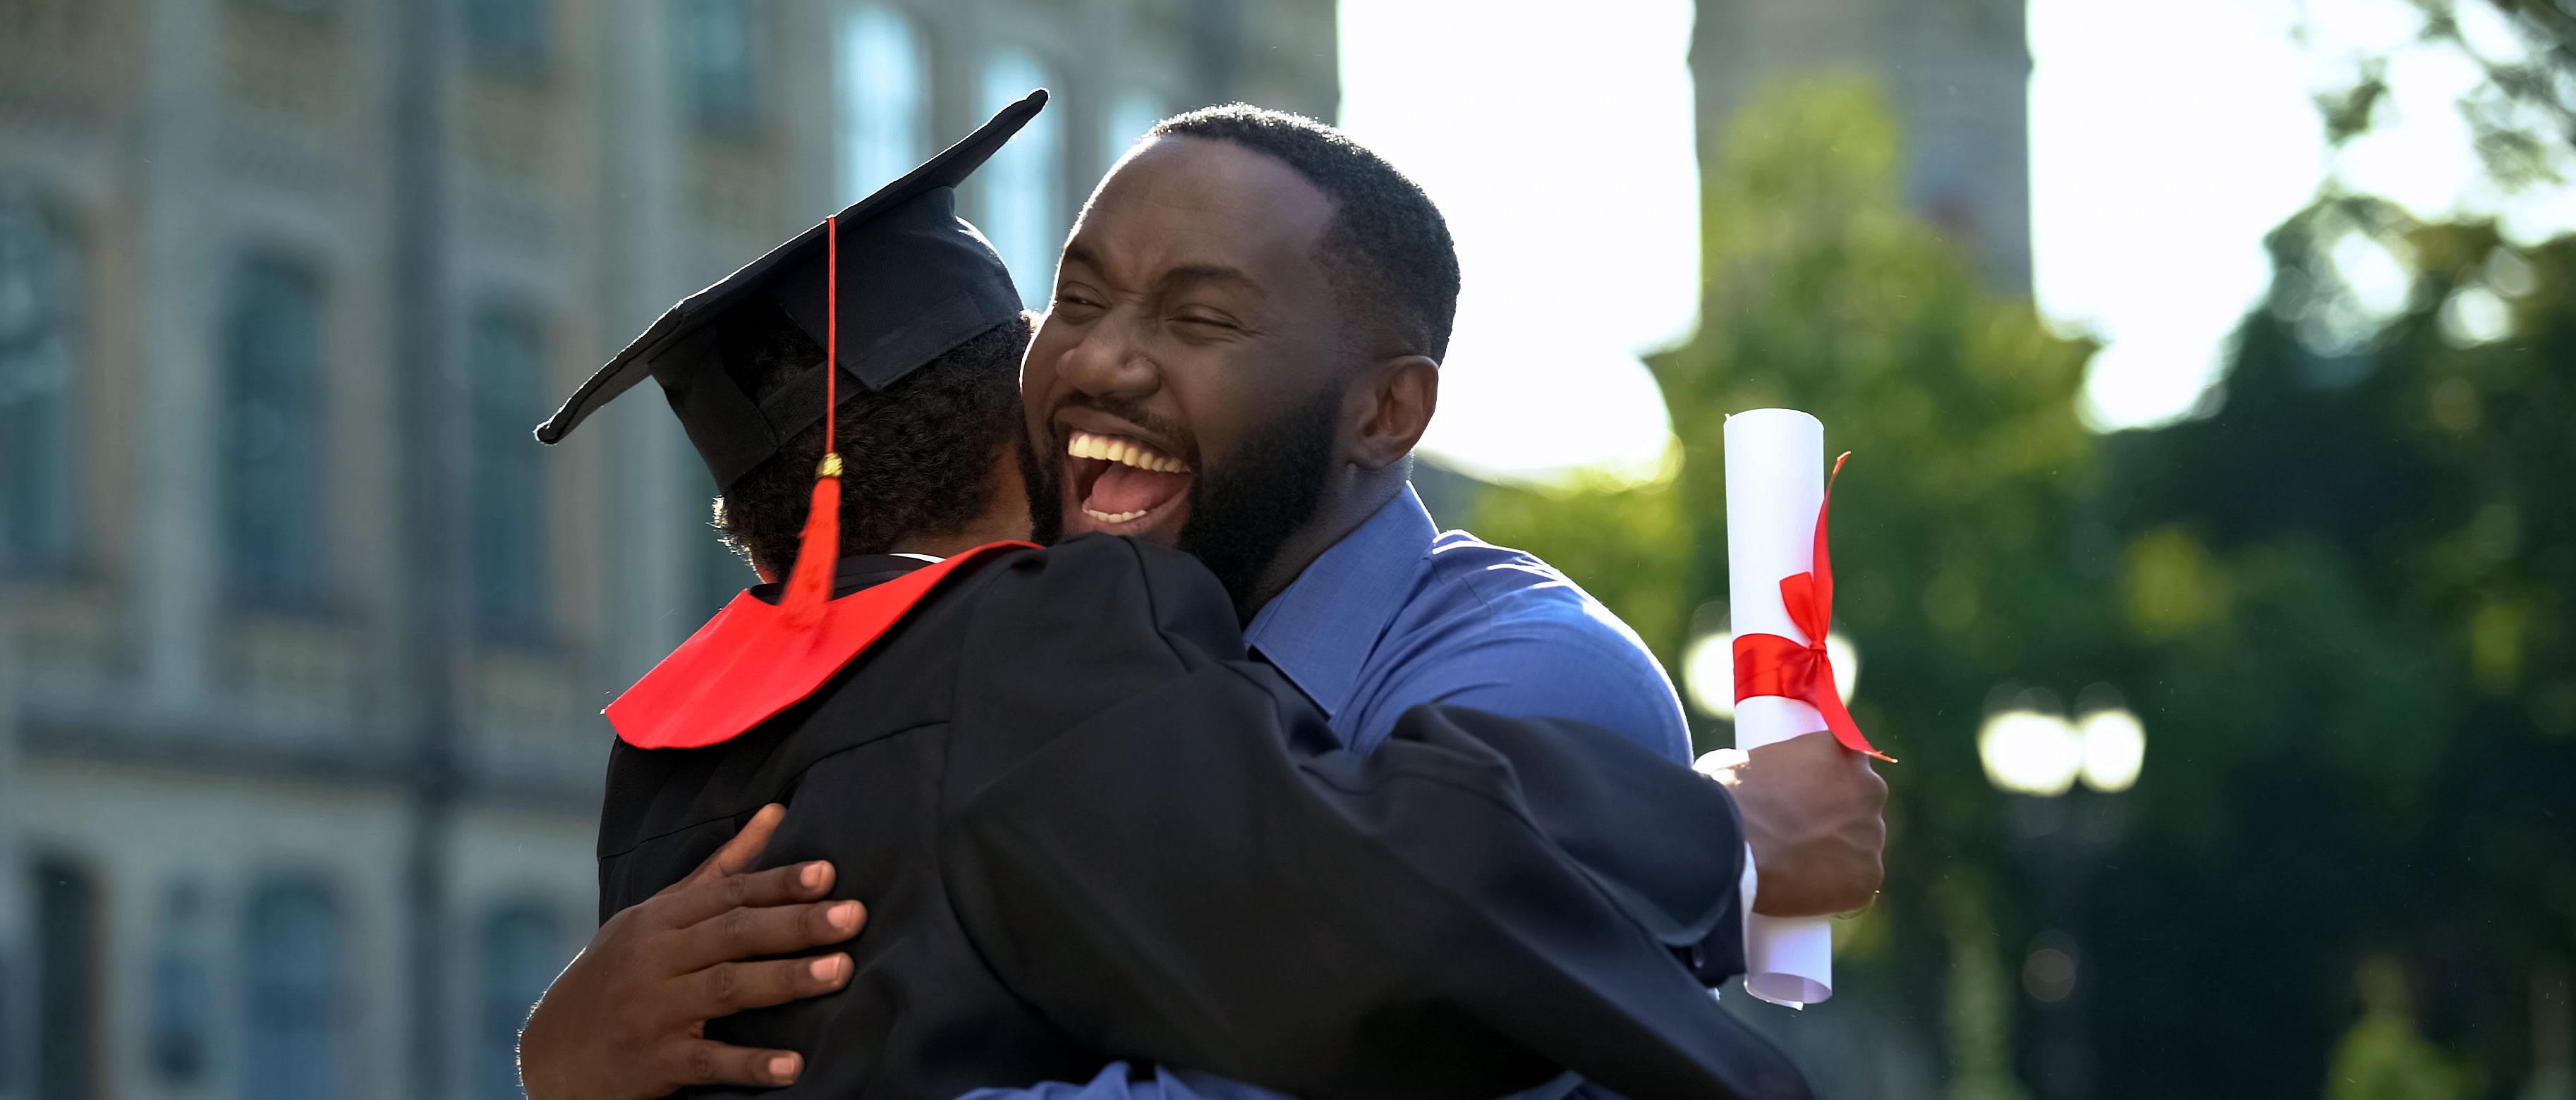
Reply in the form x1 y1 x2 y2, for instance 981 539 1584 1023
1723 408 1835 1008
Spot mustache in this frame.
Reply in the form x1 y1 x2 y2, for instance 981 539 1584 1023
1045 393 1201 466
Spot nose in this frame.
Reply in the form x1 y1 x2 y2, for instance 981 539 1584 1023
1052 305 1160 401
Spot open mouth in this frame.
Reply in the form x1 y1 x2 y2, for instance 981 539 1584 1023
1064 429 1193 528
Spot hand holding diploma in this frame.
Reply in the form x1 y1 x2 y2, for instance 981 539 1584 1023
1728 731 1888 917
1715 408 1890 1007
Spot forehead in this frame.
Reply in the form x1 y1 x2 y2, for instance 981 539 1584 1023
1069 136 1337 280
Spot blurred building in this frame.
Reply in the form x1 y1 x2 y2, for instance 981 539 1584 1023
1692 0 2031 289
0 0 1334 1096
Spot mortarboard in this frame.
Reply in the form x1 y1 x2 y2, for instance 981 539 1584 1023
539 90 1050 700
533 88 1047 493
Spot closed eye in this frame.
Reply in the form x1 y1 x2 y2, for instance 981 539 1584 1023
1171 310 1241 331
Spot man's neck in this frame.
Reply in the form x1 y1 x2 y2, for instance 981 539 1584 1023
1237 464 1406 620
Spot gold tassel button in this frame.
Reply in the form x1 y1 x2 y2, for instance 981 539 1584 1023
816 452 844 479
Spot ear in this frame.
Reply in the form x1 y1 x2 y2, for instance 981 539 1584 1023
1345 355 1439 472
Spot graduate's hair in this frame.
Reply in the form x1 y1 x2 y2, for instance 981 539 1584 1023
1147 104 1460 361
712 306 1031 571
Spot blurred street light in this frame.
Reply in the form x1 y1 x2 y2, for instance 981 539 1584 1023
1980 695 2148 798
2075 707 2146 793
1979 709 2084 796
1984 685 2144 1100
1681 628 1858 721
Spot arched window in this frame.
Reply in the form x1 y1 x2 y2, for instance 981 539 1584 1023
0 193 79 575
477 903 568 1100
1104 91 1167 176
837 5 925 204
220 253 327 612
241 877 343 1100
468 302 549 644
977 50 1064 310
34 856 102 1100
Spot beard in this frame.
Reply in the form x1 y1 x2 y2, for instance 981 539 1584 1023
1174 386 1339 613
1019 385 1341 613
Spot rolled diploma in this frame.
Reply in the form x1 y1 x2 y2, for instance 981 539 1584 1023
1723 408 1835 1008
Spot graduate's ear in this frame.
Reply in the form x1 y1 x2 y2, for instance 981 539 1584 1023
1345 354 1438 472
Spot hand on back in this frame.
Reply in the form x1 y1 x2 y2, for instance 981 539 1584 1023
518 804 862 1100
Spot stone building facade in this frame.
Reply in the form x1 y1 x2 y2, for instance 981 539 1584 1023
1693 0 2033 290
0 1 1335 1097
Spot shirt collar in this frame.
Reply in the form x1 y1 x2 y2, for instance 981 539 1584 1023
1245 484 1438 719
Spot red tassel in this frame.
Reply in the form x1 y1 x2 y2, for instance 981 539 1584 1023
784 214 845 630
782 455 842 629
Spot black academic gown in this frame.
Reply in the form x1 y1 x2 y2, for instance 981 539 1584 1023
597 534 1812 1100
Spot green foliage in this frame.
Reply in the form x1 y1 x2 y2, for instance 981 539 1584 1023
1463 69 2576 1099
2324 957 2481 1100
1646 78 2105 830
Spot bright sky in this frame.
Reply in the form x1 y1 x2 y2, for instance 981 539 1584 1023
1339 0 2576 479
2032 0 2576 430
1338 0 1699 484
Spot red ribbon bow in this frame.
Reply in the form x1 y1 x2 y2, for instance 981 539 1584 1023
1732 452 1894 762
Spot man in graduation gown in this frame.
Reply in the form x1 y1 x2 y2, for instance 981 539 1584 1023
516 94 1831 1100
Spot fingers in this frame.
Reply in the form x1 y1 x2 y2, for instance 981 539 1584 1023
677 805 789 889
657 1039 806 1089
657 856 836 930
671 898 866 972
684 952 856 1017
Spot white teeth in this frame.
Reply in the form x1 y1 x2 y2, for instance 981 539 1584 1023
1083 508 1149 524
1064 430 1189 475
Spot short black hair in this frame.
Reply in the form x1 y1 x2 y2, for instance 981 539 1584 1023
1147 104 1461 361
712 302 1029 571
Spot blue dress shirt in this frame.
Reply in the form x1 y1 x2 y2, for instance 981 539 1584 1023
1244 484 1691 762
961 484 1696 1100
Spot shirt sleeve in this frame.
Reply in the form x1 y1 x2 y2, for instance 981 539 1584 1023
1354 624 1693 765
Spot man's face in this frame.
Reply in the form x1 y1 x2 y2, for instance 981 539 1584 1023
1019 137 1356 579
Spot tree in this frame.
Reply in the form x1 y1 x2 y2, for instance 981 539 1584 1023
1473 65 2576 1098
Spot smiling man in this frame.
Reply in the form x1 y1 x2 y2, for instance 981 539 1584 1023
1021 108 1716 764
992 106 1886 1100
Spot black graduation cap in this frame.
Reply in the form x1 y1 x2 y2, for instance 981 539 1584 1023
535 90 1047 492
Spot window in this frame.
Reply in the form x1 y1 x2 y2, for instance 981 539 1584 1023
977 51 1064 310
468 303 549 644
241 878 341 1100
221 255 329 616
835 5 925 204
220 253 327 612
477 903 566 1100
34 857 102 1100
0 194 78 575
678 0 760 135
150 881 215 1088
463 0 550 76
1104 91 1166 175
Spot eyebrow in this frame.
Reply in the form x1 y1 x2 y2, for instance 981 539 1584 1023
1159 264 1259 293
1058 244 1260 296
